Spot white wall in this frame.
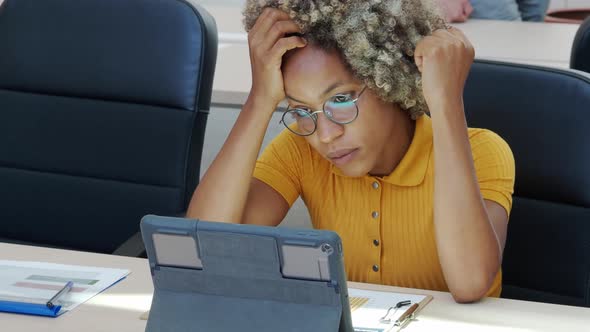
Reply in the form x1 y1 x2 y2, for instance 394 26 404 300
550 0 590 9
198 0 590 8
192 0 245 5
2 0 589 10
566 0 590 8
3 0 587 13
192 0 590 10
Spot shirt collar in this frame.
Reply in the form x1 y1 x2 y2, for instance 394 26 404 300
331 115 433 187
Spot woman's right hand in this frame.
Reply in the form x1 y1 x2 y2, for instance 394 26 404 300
247 7 307 108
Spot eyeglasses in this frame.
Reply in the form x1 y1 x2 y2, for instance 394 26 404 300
280 86 367 136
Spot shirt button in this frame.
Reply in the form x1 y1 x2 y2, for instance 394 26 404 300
371 211 379 219
373 239 380 246
372 264 379 272
372 181 379 189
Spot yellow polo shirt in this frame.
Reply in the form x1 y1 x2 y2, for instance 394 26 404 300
253 115 515 297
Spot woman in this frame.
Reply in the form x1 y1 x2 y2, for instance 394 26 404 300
188 0 515 303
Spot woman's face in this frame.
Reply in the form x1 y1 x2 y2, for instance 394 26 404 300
282 44 414 177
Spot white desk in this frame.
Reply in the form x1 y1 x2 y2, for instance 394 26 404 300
203 4 580 107
2 243 590 331
1 244 151 332
456 19 579 68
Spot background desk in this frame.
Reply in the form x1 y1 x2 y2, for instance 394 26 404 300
2 243 590 332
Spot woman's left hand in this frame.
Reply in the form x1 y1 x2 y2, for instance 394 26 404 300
414 27 475 110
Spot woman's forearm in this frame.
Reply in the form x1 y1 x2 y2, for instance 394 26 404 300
430 99 501 302
186 96 275 223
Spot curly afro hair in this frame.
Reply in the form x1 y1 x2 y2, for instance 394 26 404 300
243 0 448 119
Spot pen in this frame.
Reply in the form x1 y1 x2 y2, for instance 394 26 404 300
394 303 418 328
46 281 73 309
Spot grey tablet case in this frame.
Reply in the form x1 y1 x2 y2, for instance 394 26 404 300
140 215 353 332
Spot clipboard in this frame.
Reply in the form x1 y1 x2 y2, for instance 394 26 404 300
348 285 433 332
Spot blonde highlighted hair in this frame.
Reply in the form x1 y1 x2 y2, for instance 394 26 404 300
243 0 447 118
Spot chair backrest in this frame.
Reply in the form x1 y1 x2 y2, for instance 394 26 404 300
0 0 217 254
464 60 590 307
571 16 590 73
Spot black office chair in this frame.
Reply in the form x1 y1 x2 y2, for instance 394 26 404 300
0 0 217 255
571 16 590 74
463 60 590 307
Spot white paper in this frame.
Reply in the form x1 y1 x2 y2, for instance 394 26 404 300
349 288 427 332
0 260 130 314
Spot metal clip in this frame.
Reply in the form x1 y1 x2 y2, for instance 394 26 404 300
379 300 412 323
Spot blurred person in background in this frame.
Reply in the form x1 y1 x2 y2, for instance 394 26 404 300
437 0 551 22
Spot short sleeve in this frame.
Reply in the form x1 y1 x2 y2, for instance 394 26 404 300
253 129 308 206
470 129 516 215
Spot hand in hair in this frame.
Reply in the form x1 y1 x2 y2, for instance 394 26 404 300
243 0 448 119
414 27 475 110
247 7 307 107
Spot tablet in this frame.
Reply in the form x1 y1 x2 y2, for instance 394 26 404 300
140 215 353 332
